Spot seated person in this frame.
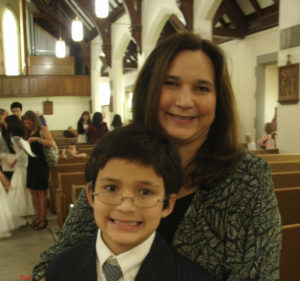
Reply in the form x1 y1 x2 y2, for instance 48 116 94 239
257 122 276 150
65 145 87 158
46 125 214 281
63 126 78 138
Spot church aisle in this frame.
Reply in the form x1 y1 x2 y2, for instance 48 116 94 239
0 212 58 281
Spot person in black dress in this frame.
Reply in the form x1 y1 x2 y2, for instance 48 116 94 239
23 111 55 230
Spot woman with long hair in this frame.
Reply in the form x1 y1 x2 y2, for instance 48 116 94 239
77 111 91 143
110 114 123 130
3 115 35 223
86 112 108 144
23 111 54 230
32 33 281 281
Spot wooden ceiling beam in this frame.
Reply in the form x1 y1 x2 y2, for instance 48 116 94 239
123 0 142 53
246 6 279 33
213 1 227 25
75 0 112 67
213 26 244 38
249 0 262 16
178 0 193 30
223 0 247 31
31 0 70 30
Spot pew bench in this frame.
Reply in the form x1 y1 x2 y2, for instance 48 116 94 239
49 162 86 213
280 223 300 281
72 184 85 203
275 187 300 225
260 153 300 162
56 171 86 227
272 171 300 188
270 161 300 173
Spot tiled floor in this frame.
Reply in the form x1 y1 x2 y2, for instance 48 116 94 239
0 212 58 281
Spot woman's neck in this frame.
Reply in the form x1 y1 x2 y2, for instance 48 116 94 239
176 140 201 169
175 141 202 199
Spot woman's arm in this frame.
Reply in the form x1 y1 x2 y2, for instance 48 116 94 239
257 135 267 148
27 126 54 147
31 186 97 281
226 158 282 281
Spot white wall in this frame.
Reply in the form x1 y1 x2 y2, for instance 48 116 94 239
219 27 279 141
264 64 278 124
276 0 300 153
0 96 90 130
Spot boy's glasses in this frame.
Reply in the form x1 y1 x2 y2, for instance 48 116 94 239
92 190 168 208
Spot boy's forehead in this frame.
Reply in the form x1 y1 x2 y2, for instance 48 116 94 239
95 158 164 186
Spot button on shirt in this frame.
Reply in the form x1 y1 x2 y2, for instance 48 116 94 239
96 229 155 281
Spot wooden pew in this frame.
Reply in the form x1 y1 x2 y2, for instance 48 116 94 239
270 161 300 173
49 162 86 213
259 153 300 162
275 187 300 225
57 156 89 164
252 148 279 154
56 171 86 227
280 223 300 281
272 171 300 188
51 130 77 146
72 184 85 203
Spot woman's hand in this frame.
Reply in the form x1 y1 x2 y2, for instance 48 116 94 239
28 137 41 144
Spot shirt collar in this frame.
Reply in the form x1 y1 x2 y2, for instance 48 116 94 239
96 229 155 281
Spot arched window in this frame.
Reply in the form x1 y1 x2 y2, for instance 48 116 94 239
2 8 20 75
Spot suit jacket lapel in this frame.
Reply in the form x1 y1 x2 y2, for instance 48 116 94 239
135 233 177 281
71 233 98 281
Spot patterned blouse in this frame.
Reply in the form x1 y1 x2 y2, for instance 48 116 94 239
32 152 281 281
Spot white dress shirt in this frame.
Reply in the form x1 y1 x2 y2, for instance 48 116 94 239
96 229 155 281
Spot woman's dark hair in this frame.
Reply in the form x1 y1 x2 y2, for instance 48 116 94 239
23 110 42 138
132 32 244 188
5 115 24 137
77 111 91 134
92 112 103 129
111 114 123 128
86 124 183 208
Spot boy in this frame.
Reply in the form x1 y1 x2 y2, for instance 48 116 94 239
46 124 214 281
10 102 23 120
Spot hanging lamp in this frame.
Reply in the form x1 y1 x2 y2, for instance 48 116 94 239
95 0 109 18
55 0 66 58
72 16 83 41
56 37 66 58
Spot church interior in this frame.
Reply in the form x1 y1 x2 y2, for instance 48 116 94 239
0 0 300 281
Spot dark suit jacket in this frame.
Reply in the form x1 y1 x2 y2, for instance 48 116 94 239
46 232 215 281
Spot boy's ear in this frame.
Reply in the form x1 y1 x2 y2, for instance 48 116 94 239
161 194 176 218
86 182 94 208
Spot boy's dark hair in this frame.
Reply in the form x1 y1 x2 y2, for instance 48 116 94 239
85 124 183 204
10 102 23 111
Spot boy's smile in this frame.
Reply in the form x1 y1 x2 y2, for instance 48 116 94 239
87 158 175 255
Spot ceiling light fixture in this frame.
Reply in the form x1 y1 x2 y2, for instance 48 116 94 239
72 16 83 41
56 0 66 58
56 38 66 58
95 0 109 18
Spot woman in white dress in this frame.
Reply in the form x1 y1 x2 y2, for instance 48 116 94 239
2 116 35 223
0 171 21 239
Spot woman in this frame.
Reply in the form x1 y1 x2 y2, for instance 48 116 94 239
86 112 108 144
3 115 35 222
23 111 54 230
32 33 281 281
76 111 91 143
110 114 123 130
